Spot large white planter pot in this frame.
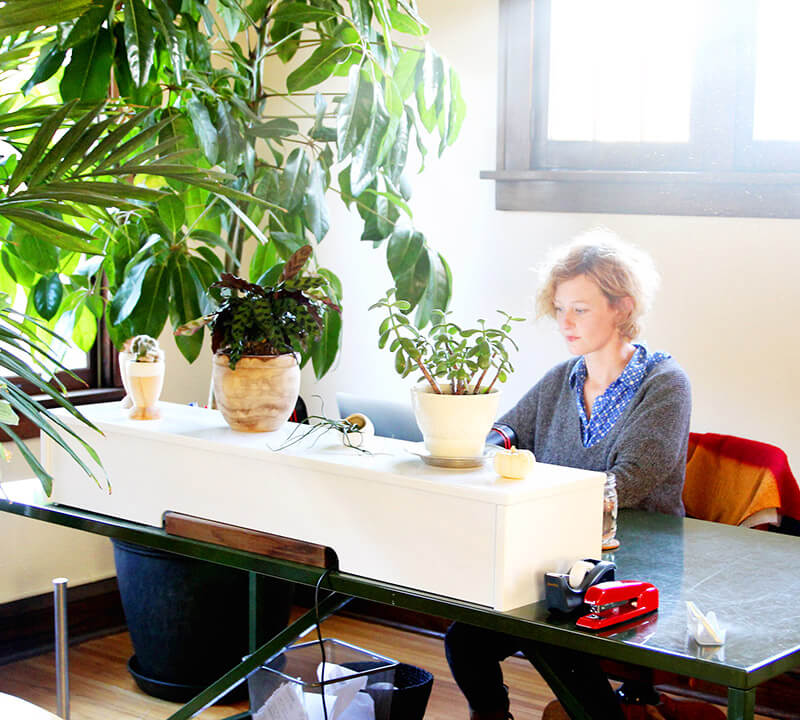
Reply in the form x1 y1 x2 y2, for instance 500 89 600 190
410 383 501 458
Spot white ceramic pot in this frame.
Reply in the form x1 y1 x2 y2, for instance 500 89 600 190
126 358 165 420
410 382 501 458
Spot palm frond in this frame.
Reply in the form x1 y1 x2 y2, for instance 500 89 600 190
0 0 103 37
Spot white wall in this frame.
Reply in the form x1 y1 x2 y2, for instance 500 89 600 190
302 0 800 476
3 0 799 602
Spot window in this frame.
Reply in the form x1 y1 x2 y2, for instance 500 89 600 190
0 312 123 442
483 0 800 216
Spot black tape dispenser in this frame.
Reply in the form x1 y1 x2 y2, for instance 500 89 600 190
544 558 617 614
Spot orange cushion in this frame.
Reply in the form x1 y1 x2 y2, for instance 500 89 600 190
683 433 800 526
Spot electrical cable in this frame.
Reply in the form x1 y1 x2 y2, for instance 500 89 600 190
314 567 332 720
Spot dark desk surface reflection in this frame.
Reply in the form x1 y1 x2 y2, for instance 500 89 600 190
506 510 800 680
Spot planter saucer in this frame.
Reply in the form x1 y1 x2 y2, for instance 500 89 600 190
406 443 492 469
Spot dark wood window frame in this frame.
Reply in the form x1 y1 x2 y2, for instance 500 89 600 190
482 0 800 217
1 316 125 441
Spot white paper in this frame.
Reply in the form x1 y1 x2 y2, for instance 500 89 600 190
304 690 375 720
686 601 726 646
253 681 308 720
316 662 368 720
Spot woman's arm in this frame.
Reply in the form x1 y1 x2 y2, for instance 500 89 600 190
496 381 542 452
608 364 692 508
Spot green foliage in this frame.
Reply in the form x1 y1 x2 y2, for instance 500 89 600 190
0 294 109 496
14 0 463 350
370 289 525 396
175 246 340 370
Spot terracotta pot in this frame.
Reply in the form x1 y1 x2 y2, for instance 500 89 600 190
410 382 501 458
212 353 300 432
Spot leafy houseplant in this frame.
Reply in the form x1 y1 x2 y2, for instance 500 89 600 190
371 289 524 458
177 245 339 431
10 0 465 381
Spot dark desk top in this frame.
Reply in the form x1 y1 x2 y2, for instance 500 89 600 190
2 482 799 691
502 511 800 689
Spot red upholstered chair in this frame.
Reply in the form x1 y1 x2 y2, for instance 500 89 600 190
682 432 800 529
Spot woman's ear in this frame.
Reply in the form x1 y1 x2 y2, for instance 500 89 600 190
615 296 634 321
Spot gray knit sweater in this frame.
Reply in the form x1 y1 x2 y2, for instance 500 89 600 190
499 357 691 515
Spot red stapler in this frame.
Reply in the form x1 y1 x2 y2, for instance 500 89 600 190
575 580 658 630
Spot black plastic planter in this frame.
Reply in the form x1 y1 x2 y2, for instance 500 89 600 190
112 539 294 703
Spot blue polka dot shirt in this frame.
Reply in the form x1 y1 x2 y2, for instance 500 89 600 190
569 343 670 449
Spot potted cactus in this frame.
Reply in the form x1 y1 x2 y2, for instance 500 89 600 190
371 289 524 458
177 246 339 432
118 335 165 420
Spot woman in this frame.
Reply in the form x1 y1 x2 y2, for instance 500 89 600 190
445 230 695 720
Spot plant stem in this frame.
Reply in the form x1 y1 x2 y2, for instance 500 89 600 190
473 366 489 395
388 308 440 393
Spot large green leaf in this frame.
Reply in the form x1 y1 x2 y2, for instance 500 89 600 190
71 302 97 351
280 148 310 213
127 261 170 338
311 303 341 379
386 228 424 277
156 193 185 237
109 255 155 325
414 249 450 328
385 108 410 185
16 229 59 273
62 0 113 49
186 96 218 165
245 118 299 140
446 67 466 147
337 66 373 158
0 0 99 36
249 240 280 281
33 274 63 320
303 159 329 242
268 1 303 63
271 3 339 23
21 42 66 94
349 0 372 35
170 255 203 362
286 39 350 93
59 27 113 102
151 0 184 84
415 46 443 134
216 100 244 168
124 0 156 87
350 86 391 196
388 5 428 36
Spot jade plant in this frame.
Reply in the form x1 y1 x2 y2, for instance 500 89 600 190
370 289 524 395
176 246 339 369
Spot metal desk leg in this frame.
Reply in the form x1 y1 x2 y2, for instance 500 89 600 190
166 592 350 720
727 687 755 720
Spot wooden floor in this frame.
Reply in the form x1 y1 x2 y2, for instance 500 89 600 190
0 612 753 720
0 612 551 720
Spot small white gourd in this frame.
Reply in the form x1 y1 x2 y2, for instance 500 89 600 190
493 445 536 479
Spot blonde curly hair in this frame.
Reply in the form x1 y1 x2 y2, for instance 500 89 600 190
536 228 660 340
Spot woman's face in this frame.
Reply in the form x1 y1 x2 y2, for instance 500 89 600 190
553 274 625 356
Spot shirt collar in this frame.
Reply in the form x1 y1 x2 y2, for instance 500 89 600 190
569 343 648 389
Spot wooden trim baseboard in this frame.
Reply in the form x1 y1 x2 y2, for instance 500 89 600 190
0 578 126 667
